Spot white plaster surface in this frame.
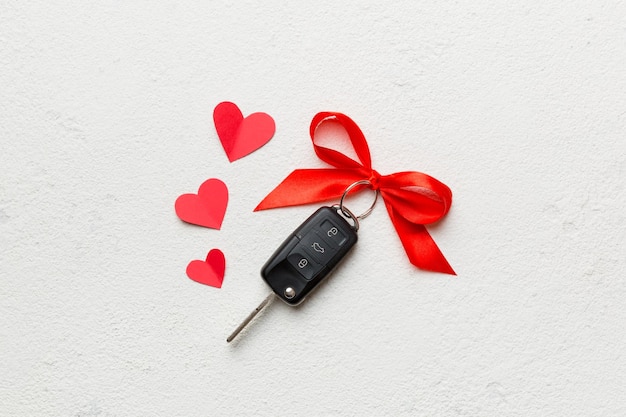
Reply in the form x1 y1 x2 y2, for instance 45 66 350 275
1 2 625 416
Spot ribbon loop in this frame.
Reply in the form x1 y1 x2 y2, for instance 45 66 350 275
310 112 373 172
256 112 455 275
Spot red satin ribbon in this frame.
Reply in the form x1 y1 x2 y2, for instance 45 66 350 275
255 112 455 275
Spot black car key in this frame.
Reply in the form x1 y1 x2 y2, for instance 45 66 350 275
227 206 358 342
261 206 358 304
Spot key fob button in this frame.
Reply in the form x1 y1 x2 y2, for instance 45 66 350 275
286 251 323 281
300 230 337 264
320 219 347 248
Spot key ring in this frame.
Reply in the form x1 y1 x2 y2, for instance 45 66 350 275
338 179 379 222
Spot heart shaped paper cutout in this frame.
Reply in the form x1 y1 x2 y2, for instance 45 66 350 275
186 249 226 288
213 101 276 162
175 178 228 229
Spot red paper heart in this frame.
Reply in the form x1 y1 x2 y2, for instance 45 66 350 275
186 249 226 288
213 101 276 162
175 178 228 229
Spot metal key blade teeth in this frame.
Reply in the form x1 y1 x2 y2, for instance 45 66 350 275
227 293 275 343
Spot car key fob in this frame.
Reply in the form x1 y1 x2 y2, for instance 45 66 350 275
227 205 361 343
261 206 358 305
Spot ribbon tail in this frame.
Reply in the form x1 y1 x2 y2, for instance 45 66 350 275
255 169 365 211
384 199 456 275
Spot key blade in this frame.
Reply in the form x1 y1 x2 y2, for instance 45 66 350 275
227 293 275 343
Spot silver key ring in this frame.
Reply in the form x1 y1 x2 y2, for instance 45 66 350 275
339 179 379 221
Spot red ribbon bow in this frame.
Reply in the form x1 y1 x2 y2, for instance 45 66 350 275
255 112 455 275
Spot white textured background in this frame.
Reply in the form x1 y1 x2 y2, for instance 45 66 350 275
1 2 625 416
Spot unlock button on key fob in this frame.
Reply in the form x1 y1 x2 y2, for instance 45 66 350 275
321 220 347 248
